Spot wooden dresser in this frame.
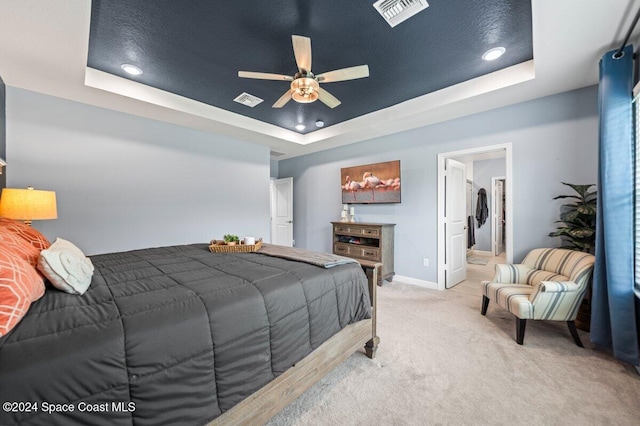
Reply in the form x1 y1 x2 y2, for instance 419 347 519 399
331 222 395 285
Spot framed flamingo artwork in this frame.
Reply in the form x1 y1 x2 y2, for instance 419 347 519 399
341 160 401 204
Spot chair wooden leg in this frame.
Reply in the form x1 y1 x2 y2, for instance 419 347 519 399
481 296 489 315
516 318 526 345
567 321 584 347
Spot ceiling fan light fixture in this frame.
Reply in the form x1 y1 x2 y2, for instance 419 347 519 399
238 35 368 109
482 47 506 61
290 77 319 103
121 63 143 75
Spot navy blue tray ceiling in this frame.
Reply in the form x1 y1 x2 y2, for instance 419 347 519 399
88 0 532 134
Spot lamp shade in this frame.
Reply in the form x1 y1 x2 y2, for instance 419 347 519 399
0 187 57 221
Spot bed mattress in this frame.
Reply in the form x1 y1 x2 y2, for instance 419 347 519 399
0 244 371 425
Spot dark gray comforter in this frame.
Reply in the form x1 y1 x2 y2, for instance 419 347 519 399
0 244 371 425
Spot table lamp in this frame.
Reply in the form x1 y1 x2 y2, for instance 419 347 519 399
0 186 57 226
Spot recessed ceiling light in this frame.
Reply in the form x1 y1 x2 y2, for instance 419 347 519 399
315 120 325 128
295 124 305 131
121 64 143 75
482 47 506 61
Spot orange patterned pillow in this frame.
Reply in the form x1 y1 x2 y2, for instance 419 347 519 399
0 245 45 337
0 218 51 250
0 228 41 268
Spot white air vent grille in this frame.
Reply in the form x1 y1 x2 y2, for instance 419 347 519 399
233 92 263 107
373 0 429 28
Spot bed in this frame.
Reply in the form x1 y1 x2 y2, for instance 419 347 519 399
0 243 378 426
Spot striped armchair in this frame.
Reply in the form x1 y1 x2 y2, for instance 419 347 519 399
481 248 595 346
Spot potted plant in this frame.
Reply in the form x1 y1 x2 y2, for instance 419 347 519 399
548 183 597 253
548 182 597 331
223 234 240 246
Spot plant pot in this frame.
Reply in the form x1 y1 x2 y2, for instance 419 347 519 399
227 241 237 246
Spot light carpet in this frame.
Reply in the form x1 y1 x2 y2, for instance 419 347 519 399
267 281 640 426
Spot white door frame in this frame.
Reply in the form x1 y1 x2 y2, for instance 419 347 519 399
491 176 506 256
437 143 513 291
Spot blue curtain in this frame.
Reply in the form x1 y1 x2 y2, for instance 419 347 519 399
591 45 639 365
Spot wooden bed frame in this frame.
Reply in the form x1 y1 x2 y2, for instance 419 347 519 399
209 263 381 426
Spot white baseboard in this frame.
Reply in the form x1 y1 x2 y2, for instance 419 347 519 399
392 275 438 290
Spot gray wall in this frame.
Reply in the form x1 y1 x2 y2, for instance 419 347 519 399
6 88 271 255
472 158 506 251
279 86 599 283
270 159 279 178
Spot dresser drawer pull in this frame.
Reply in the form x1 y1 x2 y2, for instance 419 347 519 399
363 250 377 257
335 245 347 253
362 229 379 236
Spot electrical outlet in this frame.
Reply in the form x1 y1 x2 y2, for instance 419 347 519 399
423 258 429 267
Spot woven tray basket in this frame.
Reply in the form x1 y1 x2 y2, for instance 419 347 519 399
208 240 262 253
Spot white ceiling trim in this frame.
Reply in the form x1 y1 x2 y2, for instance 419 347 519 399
86 60 534 148
85 67 304 145
303 61 535 146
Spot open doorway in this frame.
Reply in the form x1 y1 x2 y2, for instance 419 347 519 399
437 143 513 291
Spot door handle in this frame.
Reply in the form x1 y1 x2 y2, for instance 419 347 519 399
288 220 293 223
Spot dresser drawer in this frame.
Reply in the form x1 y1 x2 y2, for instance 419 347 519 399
359 247 380 261
360 227 380 237
334 225 381 238
334 243 380 261
334 243 350 255
334 225 352 234
334 243 363 258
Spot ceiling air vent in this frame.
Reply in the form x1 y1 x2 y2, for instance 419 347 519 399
233 92 263 107
373 0 429 28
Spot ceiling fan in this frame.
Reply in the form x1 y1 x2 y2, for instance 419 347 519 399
238 35 370 109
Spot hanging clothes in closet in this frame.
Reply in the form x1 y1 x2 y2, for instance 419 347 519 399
476 188 488 228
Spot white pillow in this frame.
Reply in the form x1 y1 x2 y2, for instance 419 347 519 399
37 238 94 295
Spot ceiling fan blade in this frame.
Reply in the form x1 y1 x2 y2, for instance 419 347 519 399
317 65 370 83
238 71 293 81
272 90 292 108
292 35 312 73
318 87 341 109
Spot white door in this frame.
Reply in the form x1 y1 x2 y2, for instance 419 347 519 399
445 159 467 288
494 179 505 255
271 177 293 246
